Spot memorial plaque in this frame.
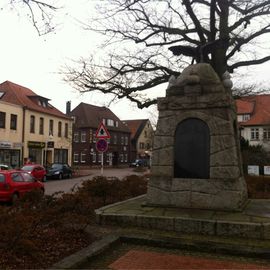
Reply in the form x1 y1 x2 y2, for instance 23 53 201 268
174 118 210 179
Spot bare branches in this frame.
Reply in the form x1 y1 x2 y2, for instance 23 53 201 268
9 0 59 35
63 0 270 108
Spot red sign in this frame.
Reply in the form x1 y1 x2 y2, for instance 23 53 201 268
95 122 111 139
96 139 108 152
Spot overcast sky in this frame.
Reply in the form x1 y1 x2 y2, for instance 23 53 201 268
0 1 269 121
0 0 158 121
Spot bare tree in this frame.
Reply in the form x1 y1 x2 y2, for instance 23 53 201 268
6 0 59 35
63 0 270 108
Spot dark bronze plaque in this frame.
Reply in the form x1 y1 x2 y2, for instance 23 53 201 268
174 118 210 179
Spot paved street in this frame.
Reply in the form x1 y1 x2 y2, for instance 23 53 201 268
44 167 147 195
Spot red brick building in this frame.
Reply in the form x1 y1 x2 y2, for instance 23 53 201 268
69 102 131 167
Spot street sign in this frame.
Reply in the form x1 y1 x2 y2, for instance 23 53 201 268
95 122 111 139
96 138 108 152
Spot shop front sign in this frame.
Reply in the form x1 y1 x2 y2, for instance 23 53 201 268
28 141 46 148
0 141 12 149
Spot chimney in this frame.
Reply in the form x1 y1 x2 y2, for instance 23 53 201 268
66 101 71 115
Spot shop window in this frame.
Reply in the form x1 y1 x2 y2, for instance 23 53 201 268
39 117 44 134
10 114 17 130
54 149 68 163
30 115 35 133
0 111 6 128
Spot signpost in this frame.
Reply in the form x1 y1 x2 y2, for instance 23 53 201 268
95 123 110 175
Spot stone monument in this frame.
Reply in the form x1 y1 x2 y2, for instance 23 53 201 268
146 63 248 211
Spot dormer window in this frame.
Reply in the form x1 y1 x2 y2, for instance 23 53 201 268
243 114 250 121
107 119 114 126
0 92 5 99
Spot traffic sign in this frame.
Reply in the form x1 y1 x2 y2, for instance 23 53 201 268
95 122 111 139
96 139 108 152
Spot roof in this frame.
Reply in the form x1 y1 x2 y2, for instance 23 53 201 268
236 99 255 114
70 102 130 133
236 95 270 126
122 119 148 140
0 81 70 120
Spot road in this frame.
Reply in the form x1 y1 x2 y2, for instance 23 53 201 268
44 167 148 195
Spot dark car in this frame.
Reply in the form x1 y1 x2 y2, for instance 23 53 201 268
46 163 72 180
0 170 44 203
21 164 47 182
129 159 149 167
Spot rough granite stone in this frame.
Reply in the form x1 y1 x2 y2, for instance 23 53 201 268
146 63 248 211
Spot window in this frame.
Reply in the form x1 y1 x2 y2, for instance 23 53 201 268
107 119 114 126
121 136 124 145
0 111 6 128
139 142 145 149
243 114 250 121
10 114 17 130
64 123 68 138
49 119 54 136
113 135 117 144
89 129 93 143
116 121 118 127
263 128 270 140
74 132 79 142
125 136 128 145
98 153 102 163
73 153 79 163
30 115 35 133
81 131 86 142
125 154 128 162
39 117 44 134
144 131 147 137
120 154 123 162
0 174 5 182
251 128 259 140
0 91 5 98
92 152 96 163
81 152 86 163
11 173 23 182
58 121 62 137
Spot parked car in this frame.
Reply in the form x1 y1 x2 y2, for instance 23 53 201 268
0 170 44 203
21 164 47 182
46 163 72 180
0 164 10 170
129 159 149 167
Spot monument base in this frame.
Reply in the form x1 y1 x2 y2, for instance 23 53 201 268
146 176 248 212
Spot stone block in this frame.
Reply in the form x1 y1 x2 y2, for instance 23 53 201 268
210 148 239 166
175 217 215 235
210 135 236 154
136 215 174 231
216 221 263 239
210 166 240 179
262 223 270 240
153 135 174 150
150 165 173 177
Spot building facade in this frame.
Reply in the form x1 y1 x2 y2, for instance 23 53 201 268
0 81 73 168
236 95 270 151
69 102 131 167
122 119 154 162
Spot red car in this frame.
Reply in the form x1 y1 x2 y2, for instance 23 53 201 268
21 164 47 182
0 170 45 203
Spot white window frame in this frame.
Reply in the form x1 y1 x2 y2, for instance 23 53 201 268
263 128 270 140
251 128 259 140
120 154 124 162
81 131 86 142
125 136 128 145
107 119 114 126
81 152 86 163
125 154 128 162
74 132 79 142
73 153 79 163
92 152 96 163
